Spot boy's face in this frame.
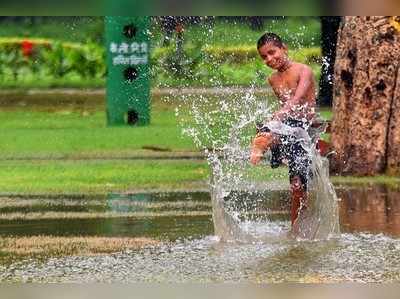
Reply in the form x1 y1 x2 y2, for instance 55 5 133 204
258 42 288 70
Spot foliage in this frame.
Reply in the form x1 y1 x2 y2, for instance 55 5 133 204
151 46 321 87
151 17 321 49
0 17 322 89
0 17 104 44
0 38 106 87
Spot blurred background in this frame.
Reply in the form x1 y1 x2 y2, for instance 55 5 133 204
0 16 322 89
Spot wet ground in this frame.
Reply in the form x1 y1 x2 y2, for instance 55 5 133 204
0 192 212 241
1 185 400 282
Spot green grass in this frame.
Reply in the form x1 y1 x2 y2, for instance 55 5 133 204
0 77 105 89
331 175 400 189
1 157 398 195
0 93 302 159
0 101 197 159
318 108 333 120
0 92 333 159
0 159 209 194
1 93 398 195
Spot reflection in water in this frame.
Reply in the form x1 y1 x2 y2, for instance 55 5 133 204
0 217 213 241
338 186 400 236
0 187 400 239
0 192 213 239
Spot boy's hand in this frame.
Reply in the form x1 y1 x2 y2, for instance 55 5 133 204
250 132 273 165
272 106 291 122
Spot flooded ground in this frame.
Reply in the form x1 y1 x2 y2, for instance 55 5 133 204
0 192 212 241
1 185 400 282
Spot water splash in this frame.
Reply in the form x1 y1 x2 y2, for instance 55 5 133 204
162 17 338 242
174 86 339 242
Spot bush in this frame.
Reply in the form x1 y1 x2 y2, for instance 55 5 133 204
0 38 106 87
151 45 322 87
0 37 322 88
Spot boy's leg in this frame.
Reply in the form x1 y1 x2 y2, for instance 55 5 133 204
287 139 311 228
290 175 307 225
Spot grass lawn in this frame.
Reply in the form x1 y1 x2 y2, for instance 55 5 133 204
0 94 288 194
0 156 398 195
330 176 400 189
0 92 397 195
0 159 210 195
0 100 197 159
1 93 334 159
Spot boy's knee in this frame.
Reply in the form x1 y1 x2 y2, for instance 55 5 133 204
252 132 272 152
290 176 304 191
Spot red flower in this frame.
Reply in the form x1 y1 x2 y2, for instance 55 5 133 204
21 40 34 57
175 23 184 34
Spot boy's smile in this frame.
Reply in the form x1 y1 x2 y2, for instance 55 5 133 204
258 42 289 71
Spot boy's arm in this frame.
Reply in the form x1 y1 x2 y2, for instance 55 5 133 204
273 66 314 121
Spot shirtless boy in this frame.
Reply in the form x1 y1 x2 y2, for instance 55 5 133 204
250 32 316 230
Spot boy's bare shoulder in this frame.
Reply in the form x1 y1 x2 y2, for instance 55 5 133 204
267 71 279 84
293 62 313 76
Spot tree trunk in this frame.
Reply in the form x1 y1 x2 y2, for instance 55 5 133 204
248 17 264 31
318 17 341 107
330 16 400 175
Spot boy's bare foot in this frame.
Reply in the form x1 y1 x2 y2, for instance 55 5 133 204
289 175 310 237
291 207 314 239
250 132 274 165
290 177 307 224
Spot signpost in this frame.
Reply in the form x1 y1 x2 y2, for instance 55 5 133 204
105 17 150 126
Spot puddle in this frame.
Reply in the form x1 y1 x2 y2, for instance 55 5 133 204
337 186 400 236
1 186 400 282
2 233 400 283
0 192 212 240
1 187 400 239
0 217 213 241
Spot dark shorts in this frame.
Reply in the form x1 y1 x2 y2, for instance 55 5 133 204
258 118 311 190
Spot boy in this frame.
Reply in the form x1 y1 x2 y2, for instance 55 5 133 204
250 32 316 232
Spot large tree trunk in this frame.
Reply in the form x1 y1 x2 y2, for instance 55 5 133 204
330 16 400 175
318 16 341 107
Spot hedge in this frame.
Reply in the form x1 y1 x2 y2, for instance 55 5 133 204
0 38 322 87
0 38 105 84
151 45 321 65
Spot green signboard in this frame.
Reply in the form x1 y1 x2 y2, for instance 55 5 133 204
105 16 150 126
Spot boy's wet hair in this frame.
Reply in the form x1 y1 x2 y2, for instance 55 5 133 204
257 32 284 49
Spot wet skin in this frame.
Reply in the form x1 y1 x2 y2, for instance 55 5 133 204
253 41 317 227
258 42 316 122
